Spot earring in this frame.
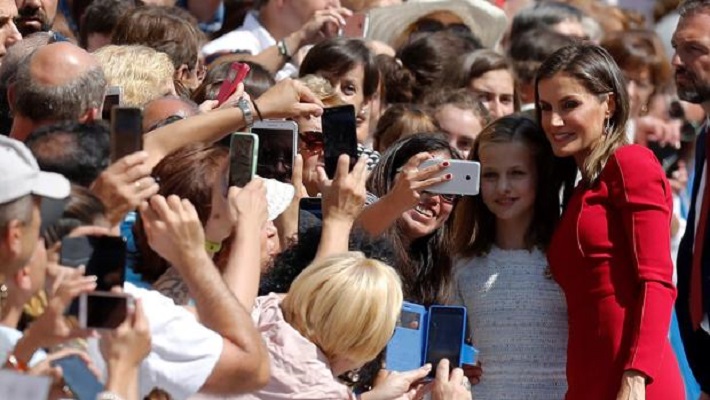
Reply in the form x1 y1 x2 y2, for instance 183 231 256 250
604 118 612 135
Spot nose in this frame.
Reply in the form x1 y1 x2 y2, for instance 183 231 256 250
671 51 682 68
496 176 511 194
550 111 564 127
489 98 503 119
23 0 42 8
0 22 22 57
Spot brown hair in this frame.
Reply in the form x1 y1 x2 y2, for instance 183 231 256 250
111 5 203 71
601 29 671 90
134 144 228 283
423 88 492 127
372 104 439 152
453 49 521 111
452 115 559 257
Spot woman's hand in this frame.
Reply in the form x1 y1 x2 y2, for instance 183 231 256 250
427 360 472 400
228 178 269 231
139 195 206 269
254 78 324 120
615 370 646 400
317 154 369 225
385 153 451 212
100 298 151 368
362 364 432 400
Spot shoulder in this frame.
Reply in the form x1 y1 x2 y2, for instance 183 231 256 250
604 145 670 204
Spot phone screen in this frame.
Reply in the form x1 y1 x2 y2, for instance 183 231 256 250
425 307 465 377
229 134 258 188
102 93 120 121
60 236 127 291
51 355 104 400
81 293 130 330
322 105 358 179
110 107 142 163
251 126 295 183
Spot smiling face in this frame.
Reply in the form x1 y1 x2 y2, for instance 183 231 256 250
399 150 455 241
480 141 537 226
537 73 613 166
469 69 516 119
672 11 710 106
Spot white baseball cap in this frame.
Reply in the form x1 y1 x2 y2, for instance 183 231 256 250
0 136 71 204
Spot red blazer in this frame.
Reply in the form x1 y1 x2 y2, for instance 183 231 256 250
548 145 683 399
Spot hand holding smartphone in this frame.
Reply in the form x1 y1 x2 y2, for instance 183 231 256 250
418 159 481 196
80 291 134 330
228 133 259 188
217 62 250 106
322 105 358 179
51 355 104 400
250 120 298 183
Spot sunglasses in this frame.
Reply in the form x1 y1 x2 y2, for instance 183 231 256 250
422 191 460 204
299 131 324 150
413 19 471 35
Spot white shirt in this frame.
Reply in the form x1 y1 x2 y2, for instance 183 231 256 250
0 326 47 368
121 283 224 400
202 12 298 81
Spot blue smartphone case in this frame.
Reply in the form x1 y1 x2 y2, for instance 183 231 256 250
51 355 103 400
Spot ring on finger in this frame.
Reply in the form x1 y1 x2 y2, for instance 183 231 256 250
135 180 142 190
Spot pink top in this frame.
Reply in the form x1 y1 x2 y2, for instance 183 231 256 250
191 293 356 400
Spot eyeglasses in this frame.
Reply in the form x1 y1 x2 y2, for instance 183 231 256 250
422 191 460 204
299 131 324 150
412 19 471 35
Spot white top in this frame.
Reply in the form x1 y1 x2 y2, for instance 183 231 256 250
453 247 568 400
0 326 47 368
202 12 298 81
120 282 224 400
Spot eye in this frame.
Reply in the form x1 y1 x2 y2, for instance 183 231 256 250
511 169 527 176
539 103 551 112
500 95 514 105
563 100 579 110
482 171 497 179
341 83 357 96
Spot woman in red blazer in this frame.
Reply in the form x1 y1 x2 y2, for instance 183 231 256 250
535 44 684 399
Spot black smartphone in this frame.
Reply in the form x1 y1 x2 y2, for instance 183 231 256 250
102 86 122 121
110 107 143 163
51 355 104 400
322 105 358 179
250 120 298 183
60 236 127 291
298 197 323 239
79 291 133 330
424 306 467 378
228 133 259 189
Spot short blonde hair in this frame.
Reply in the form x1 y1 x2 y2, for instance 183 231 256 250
93 45 175 108
281 252 403 365
298 74 345 107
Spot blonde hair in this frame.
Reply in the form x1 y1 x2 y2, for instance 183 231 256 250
281 252 403 365
298 74 345 107
93 45 175 108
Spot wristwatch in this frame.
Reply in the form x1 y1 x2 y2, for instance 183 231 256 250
237 97 254 126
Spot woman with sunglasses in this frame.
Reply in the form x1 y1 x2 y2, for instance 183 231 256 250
357 133 460 307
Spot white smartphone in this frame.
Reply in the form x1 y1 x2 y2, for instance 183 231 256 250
250 120 298 183
419 159 480 196
339 13 370 38
79 291 134 330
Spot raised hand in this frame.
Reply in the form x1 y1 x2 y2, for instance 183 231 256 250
254 78 324 120
317 154 369 224
386 153 451 212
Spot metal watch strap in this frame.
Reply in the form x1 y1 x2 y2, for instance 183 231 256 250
238 98 254 126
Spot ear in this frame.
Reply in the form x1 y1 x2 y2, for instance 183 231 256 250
13 266 32 292
175 64 191 83
2 220 23 260
78 108 99 123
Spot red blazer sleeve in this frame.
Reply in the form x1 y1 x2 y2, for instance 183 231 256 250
607 146 677 383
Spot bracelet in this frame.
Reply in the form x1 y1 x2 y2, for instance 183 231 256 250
205 239 222 253
252 100 263 121
277 39 292 61
5 353 28 372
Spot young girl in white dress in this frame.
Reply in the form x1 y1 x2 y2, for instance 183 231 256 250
451 115 568 399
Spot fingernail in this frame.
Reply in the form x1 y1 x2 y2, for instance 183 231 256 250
442 161 450 167
445 174 452 180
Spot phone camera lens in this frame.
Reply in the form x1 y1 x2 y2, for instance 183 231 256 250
465 175 471 181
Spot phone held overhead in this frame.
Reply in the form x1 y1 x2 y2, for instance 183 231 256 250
110 107 142 163
322 105 358 179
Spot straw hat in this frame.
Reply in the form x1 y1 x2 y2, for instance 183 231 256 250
366 0 508 49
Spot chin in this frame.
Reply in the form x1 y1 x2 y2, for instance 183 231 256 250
401 213 437 241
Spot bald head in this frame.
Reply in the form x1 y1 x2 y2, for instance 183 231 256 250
142 95 199 132
30 42 100 87
10 42 107 140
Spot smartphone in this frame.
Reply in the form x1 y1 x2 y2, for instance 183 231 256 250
298 197 323 239
322 105 358 179
60 236 127 291
228 133 259 188
51 355 104 400
217 62 251 105
419 159 481 196
339 13 370 38
424 306 467 378
79 291 134 330
101 86 122 121
385 302 427 372
110 107 143 163
250 120 298 183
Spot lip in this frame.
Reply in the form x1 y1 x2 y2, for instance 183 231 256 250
549 132 576 143
17 18 41 28
409 203 436 222
495 197 518 206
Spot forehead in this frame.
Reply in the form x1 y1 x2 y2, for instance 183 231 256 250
674 12 710 43
479 141 534 166
537 73 590 99
471 69 514 92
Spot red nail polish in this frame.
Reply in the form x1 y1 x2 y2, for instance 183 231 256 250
442 161 450 167
445 174 452 179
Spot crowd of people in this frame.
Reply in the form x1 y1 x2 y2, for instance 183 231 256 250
0 0 709 399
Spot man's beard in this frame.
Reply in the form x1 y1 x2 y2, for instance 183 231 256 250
676 69 710 104
15 7 52 35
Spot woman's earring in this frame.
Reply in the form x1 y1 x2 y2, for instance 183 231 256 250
604 118 612 135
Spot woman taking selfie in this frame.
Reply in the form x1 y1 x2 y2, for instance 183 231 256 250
535 44 683 399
